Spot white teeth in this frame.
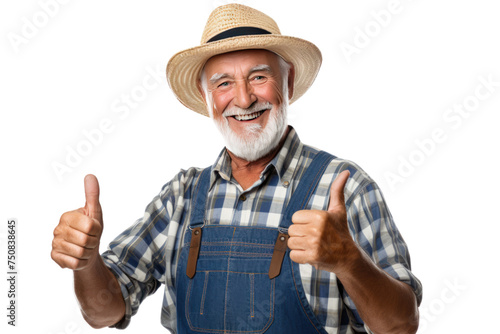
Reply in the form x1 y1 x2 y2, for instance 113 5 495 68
234 110 264 121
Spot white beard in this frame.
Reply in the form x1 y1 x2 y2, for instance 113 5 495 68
210 100 288 162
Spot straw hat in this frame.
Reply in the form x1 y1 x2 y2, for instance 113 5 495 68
166 3 322 117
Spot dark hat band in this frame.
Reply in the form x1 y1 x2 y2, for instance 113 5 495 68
207 26 272 43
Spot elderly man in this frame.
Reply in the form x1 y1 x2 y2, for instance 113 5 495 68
51 4 422 334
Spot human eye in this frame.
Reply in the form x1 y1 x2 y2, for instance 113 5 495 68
216 81 232 89
250 74 268 84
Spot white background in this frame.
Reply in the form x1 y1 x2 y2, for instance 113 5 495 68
1 0 499 333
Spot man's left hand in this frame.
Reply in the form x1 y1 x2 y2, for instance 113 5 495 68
288 170 357 274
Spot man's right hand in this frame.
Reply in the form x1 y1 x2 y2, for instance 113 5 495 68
51 174 103 271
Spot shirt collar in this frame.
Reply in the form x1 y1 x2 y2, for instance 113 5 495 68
210 126 303 188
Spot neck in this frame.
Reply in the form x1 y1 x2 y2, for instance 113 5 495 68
228 127 290 190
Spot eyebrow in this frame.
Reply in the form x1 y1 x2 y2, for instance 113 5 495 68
208 64 273 85
209 73 229 85
250 64 272 73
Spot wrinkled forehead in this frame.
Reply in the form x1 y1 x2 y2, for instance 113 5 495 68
201 49 282 79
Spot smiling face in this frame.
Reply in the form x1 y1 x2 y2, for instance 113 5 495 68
200 49 294 162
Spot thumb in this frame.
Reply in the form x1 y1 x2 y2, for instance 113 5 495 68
327 170 350 212
84 174 102 221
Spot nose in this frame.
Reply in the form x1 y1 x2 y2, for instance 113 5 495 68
233 80 256 109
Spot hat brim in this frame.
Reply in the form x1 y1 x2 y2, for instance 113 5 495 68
166 34 322 116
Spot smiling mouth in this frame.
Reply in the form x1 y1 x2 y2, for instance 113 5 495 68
232 110 266 121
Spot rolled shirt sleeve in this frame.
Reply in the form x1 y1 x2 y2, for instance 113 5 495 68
342 178 423 330
101 180 177 329
348 181 422 301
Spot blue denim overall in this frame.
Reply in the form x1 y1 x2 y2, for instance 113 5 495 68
176 151 335 333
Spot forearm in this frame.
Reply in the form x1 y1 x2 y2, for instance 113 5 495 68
336 247 419 334
74 255 126 328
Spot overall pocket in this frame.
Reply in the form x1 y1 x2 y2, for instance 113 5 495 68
182 226 278 333
186 270 275 333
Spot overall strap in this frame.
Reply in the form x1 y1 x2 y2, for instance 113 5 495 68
269 150 335 279
280 150 335 228
190 150 334 229
186 166 211 278
189 166 212 228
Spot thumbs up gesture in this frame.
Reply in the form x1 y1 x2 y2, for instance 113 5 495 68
51 175 104 271
288 170 355 274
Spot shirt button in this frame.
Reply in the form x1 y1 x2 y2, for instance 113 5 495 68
282 181 290 188
239 194 247 201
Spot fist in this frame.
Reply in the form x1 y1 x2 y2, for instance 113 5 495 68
51 174 103 271
288 170 356 273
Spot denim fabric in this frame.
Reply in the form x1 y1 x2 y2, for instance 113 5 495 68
176 152 334 333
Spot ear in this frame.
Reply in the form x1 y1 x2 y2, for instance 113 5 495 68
287 63 295 100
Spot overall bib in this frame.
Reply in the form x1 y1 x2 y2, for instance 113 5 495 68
176 151 336 333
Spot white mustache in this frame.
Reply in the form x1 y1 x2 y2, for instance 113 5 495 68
222 102 272 118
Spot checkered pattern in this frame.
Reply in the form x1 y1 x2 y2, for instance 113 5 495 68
102 127 422 333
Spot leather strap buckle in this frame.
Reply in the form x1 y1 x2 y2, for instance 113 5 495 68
186 227 202 278
268 232 289 279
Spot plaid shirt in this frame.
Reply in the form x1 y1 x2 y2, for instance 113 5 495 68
102 127 422 333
